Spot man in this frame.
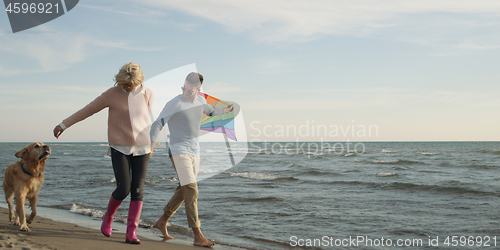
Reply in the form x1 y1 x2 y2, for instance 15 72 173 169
150 72 233 247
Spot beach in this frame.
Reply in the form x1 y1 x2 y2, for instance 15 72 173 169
1 142 500 249
0 207 201 250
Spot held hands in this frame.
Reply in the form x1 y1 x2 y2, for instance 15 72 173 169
223 104 234 114
150 142 160 157
53 125 64 139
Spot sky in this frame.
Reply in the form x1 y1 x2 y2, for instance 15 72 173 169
0 0 499 142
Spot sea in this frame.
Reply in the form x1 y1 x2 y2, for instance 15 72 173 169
1 141 500 249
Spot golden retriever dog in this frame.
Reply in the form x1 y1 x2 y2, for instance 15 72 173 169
3 142 51 231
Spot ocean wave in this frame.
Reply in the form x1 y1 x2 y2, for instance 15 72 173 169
304 152 324 157
69 203 104 218
271 176 298 182
325 181 497 196
441 162 500 169
163 223 193 236
383 182 498 196
382 149 398 153
439 162 454 167
256 150 271 155
245 196 284 203
198 168 226 174
204 149 224 153
390 229 428 237
417 152 440 155
145 175 177 184
479 149 500 155
344 169 363 173
289 164 343 177
288 163 307 169
377 172 397 177
229 148 251 153
468 163 498 169
50 143 75 146
42 204 73 210
393 166 409 170
247 148 262 153
384 182 497 196
224 171 281 180
372 159 424 165
68 203 154 230
372 159 399 164
301 168 343 177
219 195 285 204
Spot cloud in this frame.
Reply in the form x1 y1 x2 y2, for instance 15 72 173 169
138 0 500 47
0 84 106 99
79 3 167 18
203 82 243 95
90 39 167 51
238 87 499 113
251 58 294 75
0 31 166 76
174 22 201 32
0 33 92 75
79 4 145 17
54 86 108 93
456 36 500 50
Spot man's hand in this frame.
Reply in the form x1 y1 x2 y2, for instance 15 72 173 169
53 125 64 139
223 104 234 114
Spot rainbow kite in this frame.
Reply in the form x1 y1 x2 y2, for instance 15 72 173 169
198 92 237 141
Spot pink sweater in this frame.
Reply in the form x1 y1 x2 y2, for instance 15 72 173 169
63 85 154 146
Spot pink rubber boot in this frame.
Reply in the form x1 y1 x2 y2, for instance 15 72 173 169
126 200 143 244
101 196 122 237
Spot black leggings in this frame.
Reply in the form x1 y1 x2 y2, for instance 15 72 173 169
110 148 149 201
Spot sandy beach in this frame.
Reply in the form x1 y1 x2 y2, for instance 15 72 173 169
0 207 201 250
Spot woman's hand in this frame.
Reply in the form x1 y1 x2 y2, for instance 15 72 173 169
53 125 64 139
150 142 159 157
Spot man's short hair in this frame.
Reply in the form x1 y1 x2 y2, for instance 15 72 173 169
185 72 203 86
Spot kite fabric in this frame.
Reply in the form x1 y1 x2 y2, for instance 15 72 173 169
198 92 237 141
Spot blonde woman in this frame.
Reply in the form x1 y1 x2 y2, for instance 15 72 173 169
53 62 154 244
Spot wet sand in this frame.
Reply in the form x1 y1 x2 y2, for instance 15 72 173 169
0 206 201 250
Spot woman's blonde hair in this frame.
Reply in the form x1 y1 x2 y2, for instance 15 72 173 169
114 62 144 87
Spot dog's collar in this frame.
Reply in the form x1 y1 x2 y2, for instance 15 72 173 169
21 164 41 177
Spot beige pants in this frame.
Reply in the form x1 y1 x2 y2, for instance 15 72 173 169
163 154 201 228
